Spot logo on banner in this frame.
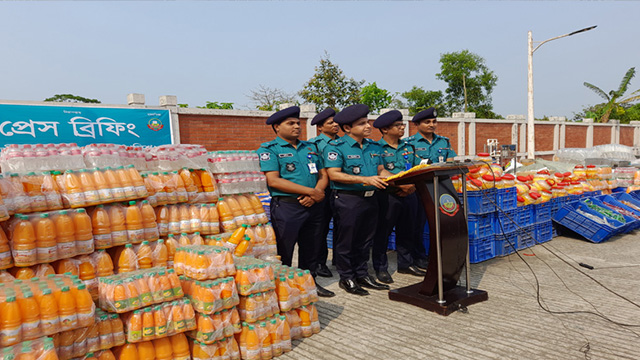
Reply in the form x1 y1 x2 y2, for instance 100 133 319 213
147 118 164 131
439 193 458 216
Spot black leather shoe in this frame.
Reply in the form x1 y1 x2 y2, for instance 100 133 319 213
397 265 427 277
375 270 394 284
339 279 369 296
356 275 390 290
414 258 429 271
316 264 333 278
316 284 335 297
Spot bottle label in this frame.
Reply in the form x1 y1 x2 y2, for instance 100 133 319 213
135 185 148 196
174 319 186 331
94 233 112 248
157 222 168 235
140 291 152 305
67 192 85 206
156 324 168 336
114 298 128 310
187 191 198 201
211 222 220 232
32 195 47 208
112 187 126 200
0 326 20 344
12 248 36 265
156 191 168 203
40 316 60 335
177 190 188 202
127 229 144 243
143 326 154 338
57 241 77 257
84 277 98 290
37 245 57 260
129 297 140 309
180 220 191 231
0 250 12 266
45 193 63 207
87 336 99 350
123 186 136 198
200 221 211 232
99 334 112 345
221 219 236 231
163 288 173 299
15 195 31 210
190 218 201 229
234 215 247 225
77 311 93 325
169 222 180 233
21 318 40 336
59 313 78 330
144 227 159 240
76 239 94 254
129 329 142 342
84 190 100 203
98 188 113 201
60 344 74 357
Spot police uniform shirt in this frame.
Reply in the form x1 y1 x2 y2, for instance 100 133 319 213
377 139 419 175
309 133 339 154
405 132 456 164
323 135 383 191
258 137 323 197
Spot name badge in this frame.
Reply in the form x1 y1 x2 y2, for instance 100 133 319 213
308 163 318 174
416 147 427 151
279 153 294 158
364 190 375 197
347 155 361 159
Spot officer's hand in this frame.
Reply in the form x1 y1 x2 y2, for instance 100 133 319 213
365 176 388 189
308 188 325 203
399 184 416 196
297 195 315 207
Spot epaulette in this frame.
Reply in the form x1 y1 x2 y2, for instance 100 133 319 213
328 139 344 145
260 140 277 148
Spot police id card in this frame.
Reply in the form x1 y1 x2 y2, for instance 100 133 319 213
308 163 318 174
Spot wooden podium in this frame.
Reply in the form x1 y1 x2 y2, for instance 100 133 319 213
387 163 488 316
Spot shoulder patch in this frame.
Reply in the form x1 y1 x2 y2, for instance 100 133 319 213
259 152 271 161
327 151 339 161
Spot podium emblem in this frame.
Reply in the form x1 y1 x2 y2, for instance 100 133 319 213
439 193 458 216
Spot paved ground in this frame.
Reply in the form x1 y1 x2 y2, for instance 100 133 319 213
282 232 640 359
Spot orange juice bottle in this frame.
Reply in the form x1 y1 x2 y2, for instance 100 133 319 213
76 283 94 327
92 168 113 203
228 224 247 246
155 206 169 237
234 236 251 257
171 301 185 332
138 340 156 360
128 310 143 342
64 170 86 208
171 333 190 359
111 313 125 345
154 305 168 337
268 318 282 356
137 241 152 269
165 235 178 267
55 210 77 258
258 321 272 358
98 314 114 349
92 205 112 249
142 308 155 341
217 198 236 232
199 170 217 199
162 172 177 204
54 258 78 276
209 204 220 234
191 232 203 246
182 299 196 329
199 205 211 235
41 171 63 210
178 205 190 233
180 168 197 198
226 196 246 225
246 324 260 360
279 315 291 352
35 213 58 263
140 200 158 241
247 193 268 223
109 205 128 246
198 314 214 342
59 286 78 331
58 327 75 359
135 274 152 307
79 169 100 206
39 287 60 335
118 244 137 273
153 239 168 268
297 306 312 338
116 166 137 200
126 201 144 243
236 194 258 226
127 165 148 198
74 209 94 254
118 342 139 360
9 173 31 213
95 250 114 277
178 233 191 247
0 295 21 346
172 171 188 203
149 172 168 206
103 167 126 201
153 337 173 360
98 349 116 360
168 205 180 235
0 228 13 269
189 204 202 233
79 256 98 300
24 172 48 212
18 290 40 339
11 214 37 266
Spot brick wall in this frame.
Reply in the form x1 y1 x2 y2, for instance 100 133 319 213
564 125 587 148
620 127 633 146
535 124 555 151
475 123 514 153
593 126 611 146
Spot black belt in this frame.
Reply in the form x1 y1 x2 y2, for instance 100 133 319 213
272 196 299 203
335 190 377 197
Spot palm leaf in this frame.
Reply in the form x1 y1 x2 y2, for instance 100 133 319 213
620 94 640 104
584 82 610 101
615 67 636 97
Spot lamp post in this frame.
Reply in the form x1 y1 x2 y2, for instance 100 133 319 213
526 25 597 159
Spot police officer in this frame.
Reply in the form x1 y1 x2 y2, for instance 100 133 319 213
323 104 392 296
308 108 339 278
372 110 427 284
405 107 457 270
257 106 335 297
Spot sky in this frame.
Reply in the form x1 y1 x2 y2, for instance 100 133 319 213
1 1 638 119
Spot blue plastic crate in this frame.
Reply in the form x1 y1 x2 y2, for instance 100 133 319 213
496 187 517 211
612 187 626 193
534 221 553 243
494 231 517 256
600 195 640 221
583 197 638 233
533 202 552 223
493 209 518 234
566 194 580 206
469 235 495 263
517 206 535 226
460 189 496 215
517 225 536 249
552 202 624 243
612 192 640 211
467 212 495 239
551 225 558 238
550 197 562 217
628 190 640 203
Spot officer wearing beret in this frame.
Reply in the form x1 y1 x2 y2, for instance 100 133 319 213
372 110 427 284
405 107 457 270
308 108 340 278
323 104 392 295
258 106 335 297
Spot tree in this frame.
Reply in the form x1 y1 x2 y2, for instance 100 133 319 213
360 82 393 114
583 67 640 123
299 52 364 110
248 85 297 111
44 94 100 103
197 102 234 110
436 50 498 118
400 86 444 116
178 104 189 108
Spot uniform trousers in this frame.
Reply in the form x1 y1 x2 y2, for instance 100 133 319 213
332 190 379 281
317 188 334 267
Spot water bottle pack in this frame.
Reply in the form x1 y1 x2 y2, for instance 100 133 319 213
82 144 149 171
208 150 260 174
215 172 267 196
173 245 236 281
188 308 242 345
121 297 196 343
150 144 210 172
179 276 240 314
0 143 85 173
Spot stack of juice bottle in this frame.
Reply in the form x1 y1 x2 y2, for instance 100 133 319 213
82 144 150 170
1 227 14 270
120 298 196 343
173 245 236 281
234 257 276 296
112 332 192 360
0 274 94 347
142 168 219 206
191 336 241 360
236 290 280 324
98 267 183 313
217 194 269 234
234 314 295 360
4 208 95 267
189 308 242 345
154 204 219 237
42 256 100 301
151 144 210 171
0 172 63 215
89 200 159 250
70 349 116 360
282 304 321 339
271 265 319 313
0 336 58 360
223 223 277 259
179 276 239 314
51 308 125 360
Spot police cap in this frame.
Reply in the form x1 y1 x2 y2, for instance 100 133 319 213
334 104 370 125
311 108 336 126
266 106 300 125
412 107 437 123
373 110 403 129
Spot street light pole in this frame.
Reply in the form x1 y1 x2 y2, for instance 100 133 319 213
526 25 597 160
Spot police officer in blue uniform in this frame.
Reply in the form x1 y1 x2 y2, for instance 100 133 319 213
372 110 427 284
323 104 392 296
308 108 339 278
405 107 457 270
258 106 335 297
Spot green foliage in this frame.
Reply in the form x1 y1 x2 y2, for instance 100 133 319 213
359 82 392 114
577 102 640 124
583 67 640 123
400 86 444 116
299 52 364 110
197 102 234 110
436 50 498 118
177 104 189 108
44 94 100 103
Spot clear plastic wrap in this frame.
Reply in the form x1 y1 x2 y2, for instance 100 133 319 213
188 307 242 345
234 261 276 297
0 336 58 360
190 336 241 360
180 276 240 314
271 265 319 310
111 333 192 360
173 245 235 281
0 143 85 173
120 298 196 343
236 290 280 323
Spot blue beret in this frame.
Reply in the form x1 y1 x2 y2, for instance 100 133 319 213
412 107 437 123
266 106 300 125
311 108 336 126
334 104 370 125
373 110 403 129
